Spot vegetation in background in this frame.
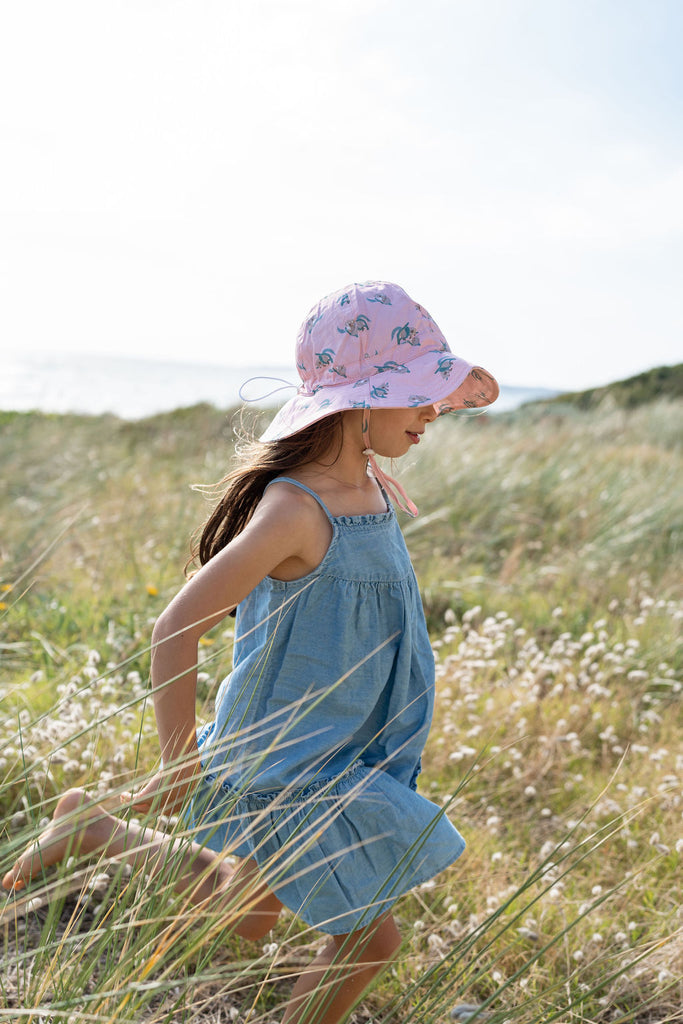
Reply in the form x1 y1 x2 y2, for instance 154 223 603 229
541 362 683 412
1 382 681 1023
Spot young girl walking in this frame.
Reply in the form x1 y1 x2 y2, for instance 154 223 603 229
3 281 498 1024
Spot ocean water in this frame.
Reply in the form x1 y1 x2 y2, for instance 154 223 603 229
0 352 556 420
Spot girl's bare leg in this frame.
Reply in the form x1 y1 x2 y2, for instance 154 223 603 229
2 787 282 940
4 789 399 1022
282 913 401 1024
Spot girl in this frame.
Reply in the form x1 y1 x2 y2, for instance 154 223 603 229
3 281 498 1024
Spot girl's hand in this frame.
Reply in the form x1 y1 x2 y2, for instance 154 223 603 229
121 753 201 817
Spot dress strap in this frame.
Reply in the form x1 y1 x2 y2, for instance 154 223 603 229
264 476 334 521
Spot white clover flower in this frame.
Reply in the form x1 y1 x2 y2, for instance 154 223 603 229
448 746 477 762
427 933 448 957
649 833 670 854
627 670 649 683
88 873 111 894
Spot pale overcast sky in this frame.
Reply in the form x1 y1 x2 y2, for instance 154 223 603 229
1 0 681 389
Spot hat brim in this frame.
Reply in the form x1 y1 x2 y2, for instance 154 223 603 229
260 354 499 442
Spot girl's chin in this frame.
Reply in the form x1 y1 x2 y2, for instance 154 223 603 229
372 446 410 459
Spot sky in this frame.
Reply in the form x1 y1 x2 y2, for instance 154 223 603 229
1 0 681 390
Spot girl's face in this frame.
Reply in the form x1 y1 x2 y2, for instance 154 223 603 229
365 405 439 458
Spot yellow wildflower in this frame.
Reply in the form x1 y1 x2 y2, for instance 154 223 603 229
145 583 159 597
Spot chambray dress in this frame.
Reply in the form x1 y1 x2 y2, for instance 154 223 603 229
187 477 465 934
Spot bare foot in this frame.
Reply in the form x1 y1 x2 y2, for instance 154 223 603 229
2 788 123 892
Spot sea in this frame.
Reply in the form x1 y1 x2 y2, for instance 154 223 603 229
0 352 558 420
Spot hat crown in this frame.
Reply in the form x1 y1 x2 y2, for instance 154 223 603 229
259 279 499 444
295 281 449 397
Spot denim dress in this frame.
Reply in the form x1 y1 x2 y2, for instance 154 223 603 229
187 477 465 934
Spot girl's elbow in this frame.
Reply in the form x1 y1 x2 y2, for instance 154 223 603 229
151 611 170 647
151 609 188 651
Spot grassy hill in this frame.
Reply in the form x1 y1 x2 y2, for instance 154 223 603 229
0 390 681 1023
541 362 683 411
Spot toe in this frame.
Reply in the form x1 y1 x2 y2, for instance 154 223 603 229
2 867 25 892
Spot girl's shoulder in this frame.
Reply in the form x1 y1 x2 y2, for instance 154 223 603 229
259 476 331 526
258 478 334 581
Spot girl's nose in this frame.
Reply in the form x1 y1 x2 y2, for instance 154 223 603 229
421 404 439 422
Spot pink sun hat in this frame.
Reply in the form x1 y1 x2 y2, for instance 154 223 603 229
260 280 499 443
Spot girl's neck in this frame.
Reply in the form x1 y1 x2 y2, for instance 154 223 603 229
289 412 387 515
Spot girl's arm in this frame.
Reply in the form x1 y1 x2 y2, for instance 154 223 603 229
126 484 330 813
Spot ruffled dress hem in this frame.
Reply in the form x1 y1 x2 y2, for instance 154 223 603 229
186 758 465 935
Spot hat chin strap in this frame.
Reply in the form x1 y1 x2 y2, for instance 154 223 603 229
361 415 419 518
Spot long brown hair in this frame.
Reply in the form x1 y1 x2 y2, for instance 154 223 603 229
189 412 345 573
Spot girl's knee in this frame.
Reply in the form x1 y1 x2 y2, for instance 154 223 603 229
57 788 91 813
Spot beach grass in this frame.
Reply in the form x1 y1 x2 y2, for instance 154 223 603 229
1 396 681 1022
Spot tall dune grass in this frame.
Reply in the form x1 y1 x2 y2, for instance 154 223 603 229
1 398 681 1022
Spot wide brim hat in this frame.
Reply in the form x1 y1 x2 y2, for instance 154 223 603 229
261 280 499 442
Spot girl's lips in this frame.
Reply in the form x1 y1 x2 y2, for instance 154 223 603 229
406 431 420 444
